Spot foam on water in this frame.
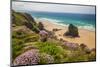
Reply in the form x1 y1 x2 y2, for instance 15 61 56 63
38 17 62 23
36 17 95 31
38 17 68 27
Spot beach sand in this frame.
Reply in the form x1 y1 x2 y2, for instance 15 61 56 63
37 19 95 49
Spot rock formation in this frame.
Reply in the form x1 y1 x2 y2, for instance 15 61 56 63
64 24 79 37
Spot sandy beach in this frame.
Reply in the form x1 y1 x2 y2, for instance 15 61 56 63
37 19 95 49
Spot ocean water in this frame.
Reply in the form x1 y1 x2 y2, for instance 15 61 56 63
30 11 96 31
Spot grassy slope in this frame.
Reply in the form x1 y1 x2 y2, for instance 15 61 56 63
12 10 96 64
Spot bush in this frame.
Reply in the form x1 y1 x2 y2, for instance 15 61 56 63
39 53 54 64
35 41 67 63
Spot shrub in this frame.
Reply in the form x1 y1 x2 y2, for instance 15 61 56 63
39 53 54 64
88 50 96 61
35 41 67 63
12 30 28 39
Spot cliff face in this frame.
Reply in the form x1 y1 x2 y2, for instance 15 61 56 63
12 10 39 32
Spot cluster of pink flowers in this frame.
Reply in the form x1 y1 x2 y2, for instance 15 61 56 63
39 30 48 42
39 30 48 36
63 41 79 50
13 49 39 66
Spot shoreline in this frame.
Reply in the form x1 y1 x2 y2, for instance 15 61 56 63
36 19 96 49
35 18 95 32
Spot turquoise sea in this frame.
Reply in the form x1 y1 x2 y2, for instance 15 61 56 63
30 11 96 31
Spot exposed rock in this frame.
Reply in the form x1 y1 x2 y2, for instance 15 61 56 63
38 22 44 30
80 43 87 49
64 24 79 37
13 49 39 66
47 31 55 39
52 28 62 32
22 13 36 24
91 48 96 52
12 10 39 32
80 43 91 54
59 38 64 42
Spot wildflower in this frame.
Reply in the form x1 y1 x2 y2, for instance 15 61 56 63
13 49 39 66
39 30 48 42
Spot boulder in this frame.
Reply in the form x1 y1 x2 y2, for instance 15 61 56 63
80 43 91 54
80 43 87 49
38 22 44 30
64 24 79 37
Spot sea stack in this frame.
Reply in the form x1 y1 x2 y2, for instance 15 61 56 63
64 24 79 37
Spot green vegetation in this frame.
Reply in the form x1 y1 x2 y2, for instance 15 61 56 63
12 39 25 60
12 10 96 66
35 41 67 63
12 10 39 32
39 53 54 64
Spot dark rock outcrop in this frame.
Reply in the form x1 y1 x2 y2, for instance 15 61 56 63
22 13 36 24
38 22 44 30
80 43 87 49
12 10 39 33
64 24 79 37
52 28 62 32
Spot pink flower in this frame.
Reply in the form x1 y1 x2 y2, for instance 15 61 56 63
63 42 79 50
13 49 39 66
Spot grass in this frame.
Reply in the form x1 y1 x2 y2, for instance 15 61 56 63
12 28 39 60
35 41 96 63
12 38 25 60
35 41 68 63
13 12 27 26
